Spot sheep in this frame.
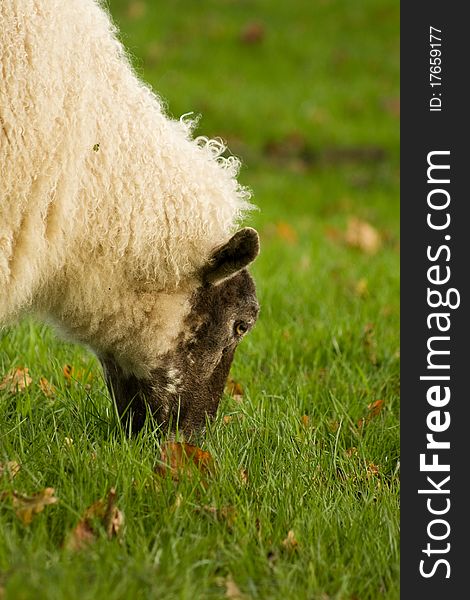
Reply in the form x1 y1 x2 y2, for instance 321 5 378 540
0 0 260 435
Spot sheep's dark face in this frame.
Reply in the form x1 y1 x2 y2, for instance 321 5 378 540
100 228 260 437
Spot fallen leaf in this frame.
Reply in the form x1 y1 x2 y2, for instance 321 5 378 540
354 278 369 298
63 364 74 381
10 487 58 525
66 519 96 551
127 0 146 20
382 96 400 118
62 365 93 388
324 225 342 242
345 217 382 254
39 376 56 398
155 442 214 481
224 574 245 599
328 420 340 433
362 322 378 365
0 461 20 479
65 488 123 551
173 492 184 510
145 41 163 66
240 21 265 44
358 399 385 428
223 413 244 424
281 529 299 551
299 254 311 271
301 415 310 427
367 463 380 477
239 468 249 486
225 377 244 402
106 503 124 539
276 221 298 244
197 505 237 528
225 377 243 396
0 367 32 393
368 399 385 417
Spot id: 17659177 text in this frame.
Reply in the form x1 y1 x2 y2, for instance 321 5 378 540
429 26 443 112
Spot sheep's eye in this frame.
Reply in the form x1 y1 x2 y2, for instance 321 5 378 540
234 321 248 336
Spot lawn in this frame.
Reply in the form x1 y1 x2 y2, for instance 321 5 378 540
0 0 399 598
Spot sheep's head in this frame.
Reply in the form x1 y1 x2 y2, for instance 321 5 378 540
100 228 260 437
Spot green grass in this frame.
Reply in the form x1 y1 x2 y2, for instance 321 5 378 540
0 0 399 598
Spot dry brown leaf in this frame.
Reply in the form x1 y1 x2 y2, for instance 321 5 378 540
367 463 380 477
0 461 20 479
358 399 385 428
301 415 310 427
106 505 124 539
345 217 382 254
0 367 32 393
224 574 245 599
223 414 244 424
225 377 244 397
382 96 400 118
328 420 340 433
63 364 74 381
145 41 163 66
39 376 56 398
363 322 378 365
281 529 299 551
298 254 311 272
66 519 96 551
127 0 146 20
62 365 93 388
197 505 237 528
225 377 244 402
276 221 298 244
155 442 214 481
10 487 58 525
240 21 265 44
325 225 342 242
354 278 369 298
368 399 385 417
239 468 249 486
65 488 123 551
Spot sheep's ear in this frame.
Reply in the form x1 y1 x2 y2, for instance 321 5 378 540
201 227 260 284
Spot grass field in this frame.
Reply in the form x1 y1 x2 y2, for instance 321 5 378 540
0 0 400 598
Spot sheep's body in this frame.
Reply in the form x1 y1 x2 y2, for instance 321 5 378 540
0 0 251 366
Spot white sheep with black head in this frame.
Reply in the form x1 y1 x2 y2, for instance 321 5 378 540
0 0 260 435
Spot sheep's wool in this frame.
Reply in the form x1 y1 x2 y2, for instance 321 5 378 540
0 0 252 335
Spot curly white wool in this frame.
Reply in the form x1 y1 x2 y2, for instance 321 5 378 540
0 0 252 335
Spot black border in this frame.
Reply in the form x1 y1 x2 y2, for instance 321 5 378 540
401 3 468 596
